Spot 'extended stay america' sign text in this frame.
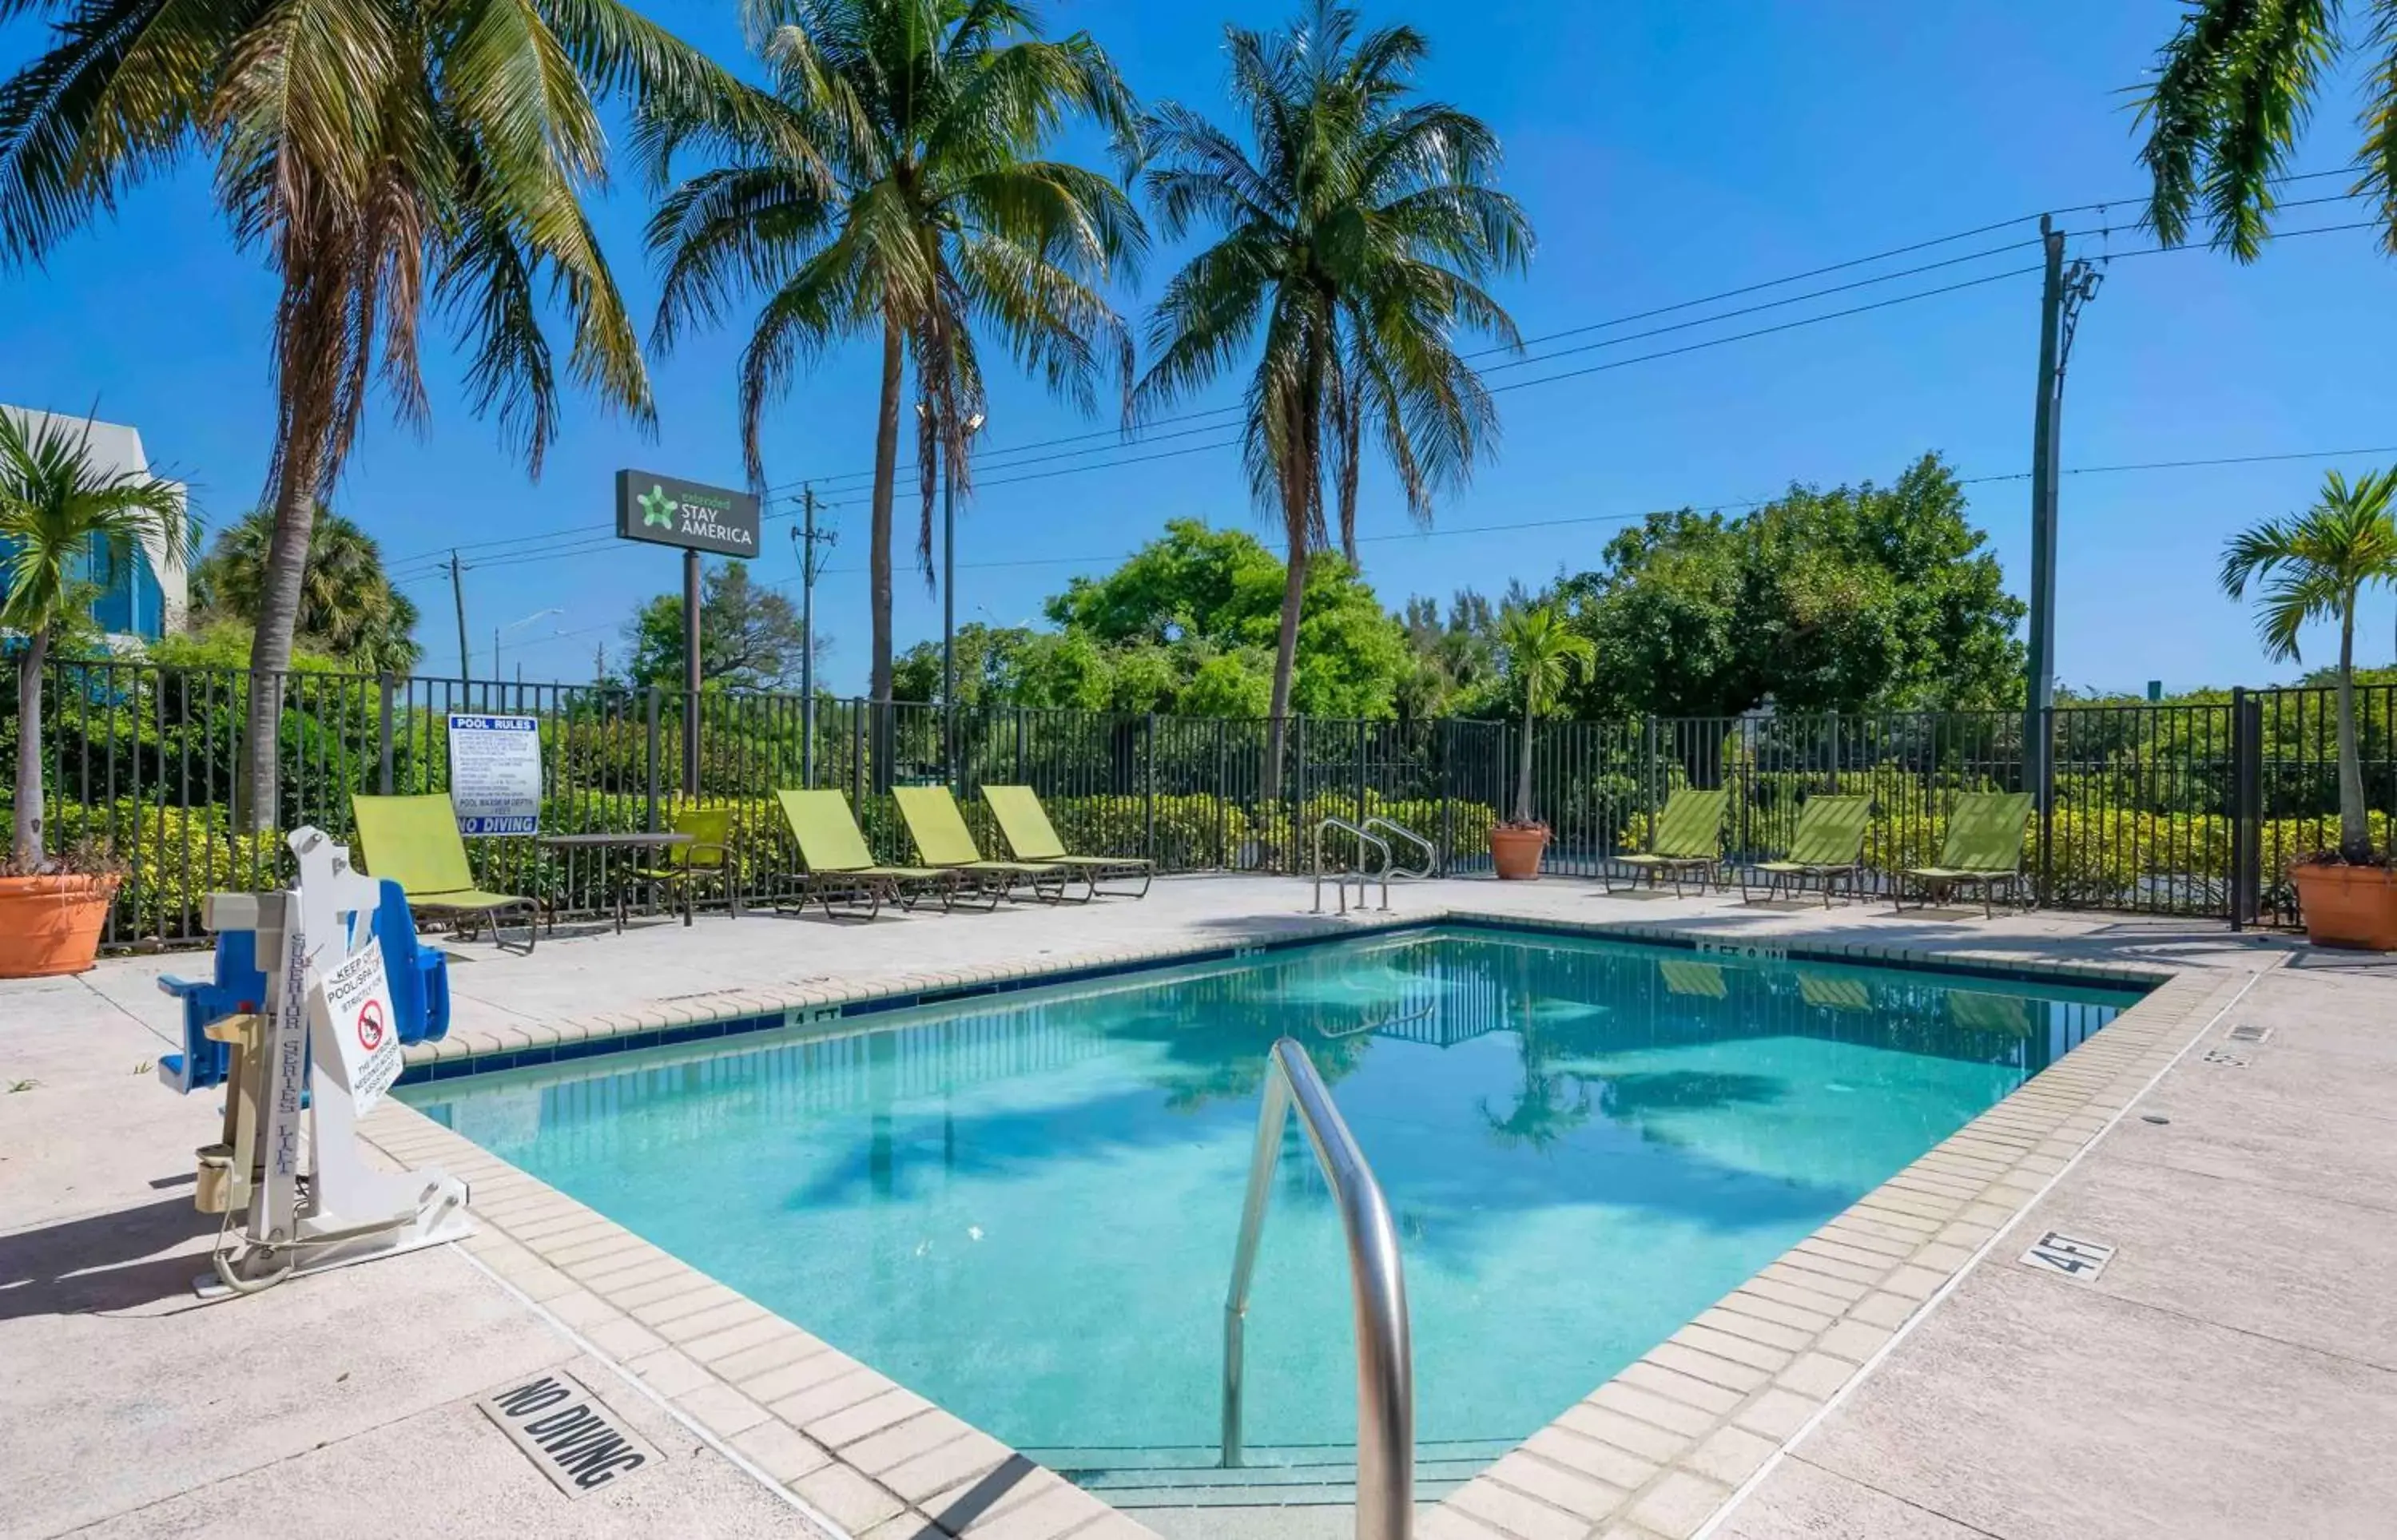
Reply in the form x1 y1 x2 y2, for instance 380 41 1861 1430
614 468 761 558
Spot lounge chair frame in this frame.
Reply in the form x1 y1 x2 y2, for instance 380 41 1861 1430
771 790 958 921
1600 788 1729 898
1891 792 2037 918
351 793 541 953
1739 796 1873 909
981 785 1154 902
892 787 1071 904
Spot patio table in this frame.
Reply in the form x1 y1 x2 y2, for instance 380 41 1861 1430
536 832 694 934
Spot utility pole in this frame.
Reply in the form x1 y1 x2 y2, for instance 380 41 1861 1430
594 642 607 685
448 550 471 681
683 547 702 790
792 485 837 788
2024 214 2101 814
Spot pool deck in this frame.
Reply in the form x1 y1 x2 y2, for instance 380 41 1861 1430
5 872 2392 1540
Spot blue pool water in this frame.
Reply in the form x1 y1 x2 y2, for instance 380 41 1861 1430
402 927 2137 1475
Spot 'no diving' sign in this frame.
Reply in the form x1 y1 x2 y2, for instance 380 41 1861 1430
477 1371 660 1498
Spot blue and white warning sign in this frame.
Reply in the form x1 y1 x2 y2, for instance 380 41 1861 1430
447 714 543 835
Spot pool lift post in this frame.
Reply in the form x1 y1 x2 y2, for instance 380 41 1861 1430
157 825 473 1296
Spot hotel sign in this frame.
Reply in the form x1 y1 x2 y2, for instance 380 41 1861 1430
614 469 761 558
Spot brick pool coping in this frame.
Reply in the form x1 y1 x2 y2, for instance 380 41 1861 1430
361 907 2253 1540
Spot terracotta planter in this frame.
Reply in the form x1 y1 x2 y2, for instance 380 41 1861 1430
0 872 121 978
2288 860 2397 951
1489 824 1549 880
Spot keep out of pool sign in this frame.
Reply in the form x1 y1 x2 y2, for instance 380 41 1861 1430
312 935 403 1115
476 1371 660 1498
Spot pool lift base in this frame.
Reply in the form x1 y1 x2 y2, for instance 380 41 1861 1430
161 826 472 1297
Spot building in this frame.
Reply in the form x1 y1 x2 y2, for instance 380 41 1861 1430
0 406 189 644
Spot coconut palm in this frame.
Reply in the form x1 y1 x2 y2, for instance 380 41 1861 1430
2133 1 2397 258
2220 468 2397 863
642 0 1144 713
192 508 423 675
1496 603 1593 827
1132 2 1531 793
0 0 769 828
1 412 187 869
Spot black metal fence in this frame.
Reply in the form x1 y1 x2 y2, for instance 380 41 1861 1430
6 658 2391 949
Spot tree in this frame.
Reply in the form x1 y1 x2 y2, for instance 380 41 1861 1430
190 509 421 674
643 0 1144 715
1494 604 1592 826
1558 455 2025 719
624 562 814 693
2134 2 2396 260
2219 468 2397 864
1132 2 1532 790
0 0 765 828
1 412 185 869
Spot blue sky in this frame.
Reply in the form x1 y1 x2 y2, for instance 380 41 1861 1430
5 0 2395 693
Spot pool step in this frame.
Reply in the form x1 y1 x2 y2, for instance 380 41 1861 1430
1028 1440 1509 1509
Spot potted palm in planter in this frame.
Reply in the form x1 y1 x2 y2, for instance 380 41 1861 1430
1490 604 1594 879
1 411 188 977
2220 469 2397 949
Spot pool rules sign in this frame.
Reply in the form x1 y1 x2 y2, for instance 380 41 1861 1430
447 713 542 835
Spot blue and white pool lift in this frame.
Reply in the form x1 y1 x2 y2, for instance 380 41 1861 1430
155 826 472 1292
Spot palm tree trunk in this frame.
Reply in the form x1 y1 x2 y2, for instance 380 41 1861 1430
866 318 904 793
238 448 320 832
11 624 50 869
1263 542 1307 801
2337 597 2368 862
1515 688 1536 825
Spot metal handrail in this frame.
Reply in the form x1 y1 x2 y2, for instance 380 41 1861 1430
1363 816 1436 879
1314 816 1392 914
1222 1038 1413 1540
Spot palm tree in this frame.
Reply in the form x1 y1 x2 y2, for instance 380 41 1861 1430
1133 2 1532 794
2220 469 2397 863
1495 603 1593 827
1 412 187 869
0 0 768 828
2133 2 2396 258
192 509 423 675
642 0 1144 716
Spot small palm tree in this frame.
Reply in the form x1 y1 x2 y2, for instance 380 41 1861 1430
643 0 1144 711
1 413 187 870
1496 604 1594 828
2133 2 2397 258
1133 2 1532 794
2220 469 2397 864
192 508 423 675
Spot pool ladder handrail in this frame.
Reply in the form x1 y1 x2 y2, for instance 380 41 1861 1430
1362 816 1436 879
1222 1038 1413 1540
1314 816 1392 913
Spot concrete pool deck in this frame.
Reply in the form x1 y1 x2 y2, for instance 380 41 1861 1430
4 873 2390 1539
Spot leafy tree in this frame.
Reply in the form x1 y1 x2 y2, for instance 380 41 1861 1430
1558 455 2025 719
0 0 761 828
2219 468 2397 863
1495 604 1592 825
2134 1 2397 260
642 0 1144 712
1397 587 1506 716
1 411 185 868
190 508 421 674
625 562 815 693
1131 2 1532 788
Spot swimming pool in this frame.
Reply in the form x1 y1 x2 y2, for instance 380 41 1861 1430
401 925 2138 1496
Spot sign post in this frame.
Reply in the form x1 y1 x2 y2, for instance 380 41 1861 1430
615 470 762 791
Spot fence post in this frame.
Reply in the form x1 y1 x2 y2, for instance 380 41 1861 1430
1438 718 1453 875
852 698 867 824
1144 713 1157 863
377 674 396 795
645 686 662 833
2230 686 2261 930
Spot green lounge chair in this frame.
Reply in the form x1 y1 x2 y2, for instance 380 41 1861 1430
1895 792 2034 916
892 786 1067 907
1741 796 1872 907
633 805 739 927
982 784 1153 901
773 790 954 920
1604 788 1728 896
351 793 540 951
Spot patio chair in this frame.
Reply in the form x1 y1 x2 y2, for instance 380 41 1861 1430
892 785 1068 907
1603 788 1729 896
350 793 540 952
1894 792 2035 917
981 784 1153 901
1740 796 1872 907
773 790 955 921
633 805 739 927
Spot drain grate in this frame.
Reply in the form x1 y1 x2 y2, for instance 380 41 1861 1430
2227 1023 2273 1044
